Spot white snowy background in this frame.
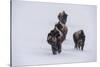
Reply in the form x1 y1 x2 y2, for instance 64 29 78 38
12 1 97 66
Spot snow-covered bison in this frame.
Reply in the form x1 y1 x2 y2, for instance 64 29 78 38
47 27 64 55
73 30 85 51
47 11 68 55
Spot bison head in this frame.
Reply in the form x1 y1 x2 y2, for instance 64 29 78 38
58 11 68 24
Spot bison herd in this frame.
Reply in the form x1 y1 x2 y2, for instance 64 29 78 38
47 11 85 55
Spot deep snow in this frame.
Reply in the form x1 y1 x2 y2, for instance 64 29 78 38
12 1 97 67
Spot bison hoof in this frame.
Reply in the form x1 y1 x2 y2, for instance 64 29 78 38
52 51 57 55
58 50 61 54
81 49 83 51
53 52 57 55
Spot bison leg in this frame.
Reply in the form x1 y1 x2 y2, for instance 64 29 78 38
51 45 58 55
74 42 78 49
57 44 62 54
74 43 77 49
78 44 81 50
73 36 78 49
81 42 84 51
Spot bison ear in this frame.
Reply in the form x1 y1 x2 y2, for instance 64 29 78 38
58 12 61 21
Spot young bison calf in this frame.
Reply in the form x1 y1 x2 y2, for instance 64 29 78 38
73 30 85 51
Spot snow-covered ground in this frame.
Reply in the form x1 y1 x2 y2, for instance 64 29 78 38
12 1 97 67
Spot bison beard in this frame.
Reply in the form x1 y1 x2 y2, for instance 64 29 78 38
73 30 85 51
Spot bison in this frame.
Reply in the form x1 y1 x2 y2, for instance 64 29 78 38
47 27 63 55
47 11 68 55
73 30 85 51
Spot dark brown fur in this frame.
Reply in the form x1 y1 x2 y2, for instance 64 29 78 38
73 30 85 51
47 11 68 55
55 22 68 40
47 27 63 54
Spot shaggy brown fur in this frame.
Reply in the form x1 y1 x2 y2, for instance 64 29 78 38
73 30 85 51
55 21 68 40
47 27 63 55
47 11 68 55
